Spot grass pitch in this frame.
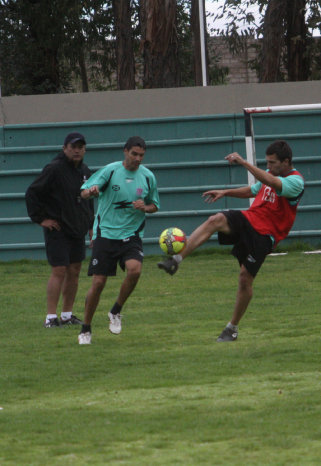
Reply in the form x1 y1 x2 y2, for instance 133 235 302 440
0 250 320 465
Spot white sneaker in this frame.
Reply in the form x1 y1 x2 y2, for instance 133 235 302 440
108 312 122 334
78 332 92 345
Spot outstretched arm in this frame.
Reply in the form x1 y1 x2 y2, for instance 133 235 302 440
203 186 253 203
225 152 282 191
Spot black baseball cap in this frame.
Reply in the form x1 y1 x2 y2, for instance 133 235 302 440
64 132 86 146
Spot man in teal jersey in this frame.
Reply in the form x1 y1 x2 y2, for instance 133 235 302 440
78 136 160 344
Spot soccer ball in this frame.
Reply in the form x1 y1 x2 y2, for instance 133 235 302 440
159 227 186 255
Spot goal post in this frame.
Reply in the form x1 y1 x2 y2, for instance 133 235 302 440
243 103 321 187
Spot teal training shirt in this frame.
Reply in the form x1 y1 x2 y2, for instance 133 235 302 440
81 161 160 240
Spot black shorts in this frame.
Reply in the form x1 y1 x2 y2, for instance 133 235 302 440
88 235 144 277
218 210 273 277
44 228 86 267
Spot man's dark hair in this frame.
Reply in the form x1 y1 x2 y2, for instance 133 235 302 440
124 136 146 151
266 140 292 163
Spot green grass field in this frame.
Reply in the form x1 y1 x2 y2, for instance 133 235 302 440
1 250 320 465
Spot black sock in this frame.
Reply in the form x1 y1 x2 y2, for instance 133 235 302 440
110 302 122 315
81 324 91 333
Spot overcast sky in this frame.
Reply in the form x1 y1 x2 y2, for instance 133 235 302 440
205 0 262 34
204 0 320 36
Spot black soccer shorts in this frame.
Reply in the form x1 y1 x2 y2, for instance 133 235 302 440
88 235 144 277
218 210 273 277
44 228 86 267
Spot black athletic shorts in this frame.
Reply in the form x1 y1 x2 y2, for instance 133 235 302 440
44 228 86 267
88 235 144 277
218 210 273 277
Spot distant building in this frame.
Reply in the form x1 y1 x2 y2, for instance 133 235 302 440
209 37 259 84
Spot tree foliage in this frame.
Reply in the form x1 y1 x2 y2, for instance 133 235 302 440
2 0 320 96
0 0 116 95
209 0 321 82
0 0 73 95
0 0 214 95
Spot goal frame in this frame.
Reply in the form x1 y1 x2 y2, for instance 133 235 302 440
243 103 321 186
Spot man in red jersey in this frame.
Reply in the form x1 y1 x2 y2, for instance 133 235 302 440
158 140 304 342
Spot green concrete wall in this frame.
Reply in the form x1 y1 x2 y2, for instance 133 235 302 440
1 111 321 261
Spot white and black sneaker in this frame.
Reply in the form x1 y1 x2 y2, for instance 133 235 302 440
60 314 83 325
44 317 60 328
108 312 122 334
217 327 238 342
78 332 92 345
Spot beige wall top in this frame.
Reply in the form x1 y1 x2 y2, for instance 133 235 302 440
1 80 321 125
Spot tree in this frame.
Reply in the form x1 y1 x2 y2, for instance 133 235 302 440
286 0 310 81
191 0 208 85
81 1 116 91
260 0 311 82
64 1 89 92
112 0 135 90
0 0 116 96
0 0 74 95
210 0 321 83
140 0 180 88
0 0 245 96
259 0 287 82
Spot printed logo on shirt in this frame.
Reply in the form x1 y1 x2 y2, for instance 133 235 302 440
112 185 120 191
126 178 134 183
262 186 276 203
113 200 132 209
136 188 143 197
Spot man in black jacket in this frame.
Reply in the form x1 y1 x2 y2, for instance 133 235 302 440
26 132 94 328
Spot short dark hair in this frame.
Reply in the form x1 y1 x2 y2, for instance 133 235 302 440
266 140 292 163
124 136 146 151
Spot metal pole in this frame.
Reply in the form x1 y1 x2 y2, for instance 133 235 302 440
198 0 207 86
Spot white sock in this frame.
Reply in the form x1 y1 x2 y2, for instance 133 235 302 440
61 311 72 321
173 254 183 264
227 322 238 331
46 313 57 323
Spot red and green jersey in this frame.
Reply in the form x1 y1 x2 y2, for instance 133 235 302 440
242 169 304 245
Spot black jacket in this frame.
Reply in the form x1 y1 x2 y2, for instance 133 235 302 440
25 152 94 238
